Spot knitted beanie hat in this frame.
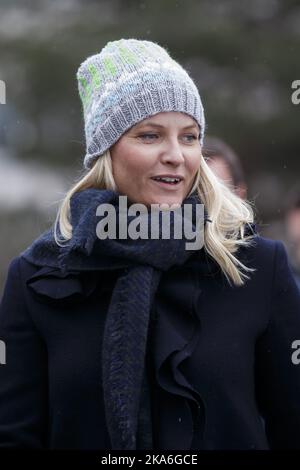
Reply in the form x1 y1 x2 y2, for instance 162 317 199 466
77 38 205 170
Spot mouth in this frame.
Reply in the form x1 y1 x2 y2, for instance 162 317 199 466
150 175 183 187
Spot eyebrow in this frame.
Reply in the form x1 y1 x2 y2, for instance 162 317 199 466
136 121 199 131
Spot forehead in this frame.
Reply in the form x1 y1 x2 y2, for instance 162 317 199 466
135 112 199 129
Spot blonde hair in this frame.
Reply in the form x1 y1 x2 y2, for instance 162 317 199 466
54 150 256 287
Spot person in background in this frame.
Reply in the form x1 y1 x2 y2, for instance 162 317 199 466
203 136 248 200
284 187 300 290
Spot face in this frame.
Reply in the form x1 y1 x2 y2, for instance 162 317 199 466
206 156 247 200
207 156 233 187
285 209 300 269
110 111 202 207
286 209 300 242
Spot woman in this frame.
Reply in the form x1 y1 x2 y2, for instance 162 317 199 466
0 38 300 451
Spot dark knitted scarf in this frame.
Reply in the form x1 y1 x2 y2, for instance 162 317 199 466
21 188 209 450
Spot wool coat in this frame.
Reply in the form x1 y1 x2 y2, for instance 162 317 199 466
0 234 300 450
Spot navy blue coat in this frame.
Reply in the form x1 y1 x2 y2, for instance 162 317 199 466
0 235 300 449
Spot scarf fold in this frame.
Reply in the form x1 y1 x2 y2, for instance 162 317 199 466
21 188 209 450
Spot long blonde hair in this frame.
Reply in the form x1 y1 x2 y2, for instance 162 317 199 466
54 150 256 287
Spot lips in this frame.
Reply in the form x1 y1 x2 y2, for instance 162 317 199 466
150 175 183 185
150 178 183 190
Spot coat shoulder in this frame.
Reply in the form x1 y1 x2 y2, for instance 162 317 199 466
16 254 121 306
1 255 37 307
238 235 299 296
245 233 280 254
238 234 284 269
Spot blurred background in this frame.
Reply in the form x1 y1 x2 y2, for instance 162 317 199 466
0 0 300 292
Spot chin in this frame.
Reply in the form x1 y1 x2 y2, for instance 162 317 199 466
147 196 184 207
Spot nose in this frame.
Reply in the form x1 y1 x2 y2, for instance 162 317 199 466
160 138 185 165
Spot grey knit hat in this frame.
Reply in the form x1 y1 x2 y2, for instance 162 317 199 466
77 38 205 170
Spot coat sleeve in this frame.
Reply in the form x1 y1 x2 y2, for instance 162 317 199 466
255 240 300 449
0 257 48 448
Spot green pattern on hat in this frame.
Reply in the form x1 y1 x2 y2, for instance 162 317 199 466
103 58 117 78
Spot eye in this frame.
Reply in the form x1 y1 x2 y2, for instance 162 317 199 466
137 133 199 143
138 133 158 141
183 134 198 142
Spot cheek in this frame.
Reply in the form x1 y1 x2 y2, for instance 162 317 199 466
112 153 149 186
123 157 148 180
186 153 201 176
